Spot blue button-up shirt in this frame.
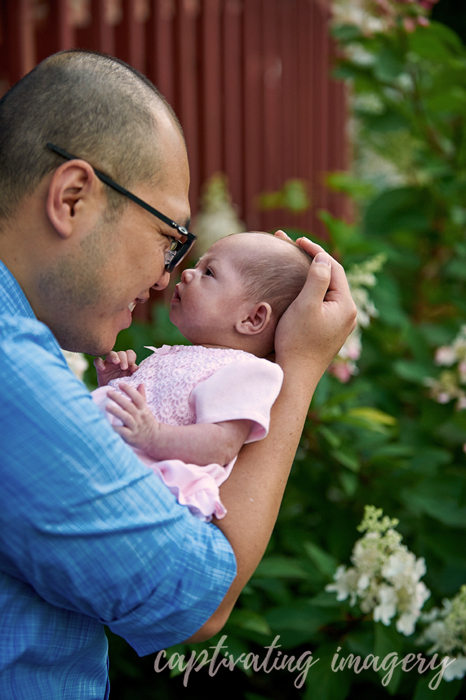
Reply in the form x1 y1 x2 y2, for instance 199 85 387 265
0 261 236 699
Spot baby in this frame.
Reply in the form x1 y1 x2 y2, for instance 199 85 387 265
92 232 311 521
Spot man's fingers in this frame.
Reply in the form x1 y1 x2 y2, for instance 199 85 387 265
302 254 332 302
296 237 325 258
274 229 292 242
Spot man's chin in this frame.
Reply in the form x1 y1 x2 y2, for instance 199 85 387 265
58 331 118 358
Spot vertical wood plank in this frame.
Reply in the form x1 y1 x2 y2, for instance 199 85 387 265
223 0 243 216
35 0 75 60
296 0 313 233
261 0 278 232
116 0 148 72
310 0 329 237
200 0 222 181
176 0 200 214
243 0 263 229
6 0 36 84
147 0 176 106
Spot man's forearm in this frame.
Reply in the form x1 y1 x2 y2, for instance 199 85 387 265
185 363 319 640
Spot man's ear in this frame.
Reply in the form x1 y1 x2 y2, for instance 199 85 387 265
45 160 99 239
236 302 273 336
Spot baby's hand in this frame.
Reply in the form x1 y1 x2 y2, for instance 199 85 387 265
106 383 159 451
94 350 138 387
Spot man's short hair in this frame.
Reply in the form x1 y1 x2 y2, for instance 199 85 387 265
0 50 181 221
235 233 312 320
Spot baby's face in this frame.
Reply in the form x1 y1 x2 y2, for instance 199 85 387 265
169 235 252 346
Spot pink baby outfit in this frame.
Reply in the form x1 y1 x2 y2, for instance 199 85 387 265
92 345 283 521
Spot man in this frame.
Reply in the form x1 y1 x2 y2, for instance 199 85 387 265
0 50 356 698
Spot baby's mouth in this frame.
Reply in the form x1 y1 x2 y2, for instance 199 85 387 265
172 286 181 301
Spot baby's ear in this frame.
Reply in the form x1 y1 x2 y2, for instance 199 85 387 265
236 302 272 336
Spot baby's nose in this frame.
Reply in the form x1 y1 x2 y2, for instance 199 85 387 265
181 268 195 283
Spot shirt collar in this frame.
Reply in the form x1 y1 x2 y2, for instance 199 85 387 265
0 260 36 320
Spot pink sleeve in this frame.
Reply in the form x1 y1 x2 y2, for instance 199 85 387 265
190 356 284 443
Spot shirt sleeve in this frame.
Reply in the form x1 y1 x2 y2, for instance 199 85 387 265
0 317 236 655
190 355 284 443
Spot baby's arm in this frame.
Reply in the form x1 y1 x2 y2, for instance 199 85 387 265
106 383 251 466
94 350 139 387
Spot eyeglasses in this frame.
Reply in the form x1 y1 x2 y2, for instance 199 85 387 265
46 142 196 272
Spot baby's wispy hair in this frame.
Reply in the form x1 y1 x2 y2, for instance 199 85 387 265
234 232 312 320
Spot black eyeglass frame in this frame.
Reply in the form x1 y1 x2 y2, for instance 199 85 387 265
46 142 196 272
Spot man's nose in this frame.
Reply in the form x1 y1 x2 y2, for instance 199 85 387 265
152 270 170 291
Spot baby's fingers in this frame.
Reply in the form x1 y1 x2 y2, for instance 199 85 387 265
106 388 139 415
118 383 147 408
105 400 135 429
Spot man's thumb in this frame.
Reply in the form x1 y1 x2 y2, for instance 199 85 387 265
308 252 332 286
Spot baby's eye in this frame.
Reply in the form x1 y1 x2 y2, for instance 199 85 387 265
204 267 214 276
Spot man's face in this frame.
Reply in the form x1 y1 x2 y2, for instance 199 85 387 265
41 117 191 356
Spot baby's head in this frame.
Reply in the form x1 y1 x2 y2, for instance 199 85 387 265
169 232 311 357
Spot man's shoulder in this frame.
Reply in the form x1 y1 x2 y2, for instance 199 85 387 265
0 313 64 365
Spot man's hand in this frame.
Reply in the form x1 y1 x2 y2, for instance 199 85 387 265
105 383 159 451
274 232 357 381
94 350 139 387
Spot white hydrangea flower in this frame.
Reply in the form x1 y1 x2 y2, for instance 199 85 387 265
325 506 430 635
62 350 89 382
329 254 386 382
192 173 245 257
418 585 466 681
435 346 457 367
427 326 466 418
443 655 466 682
330 0 433 38
374 584 397 625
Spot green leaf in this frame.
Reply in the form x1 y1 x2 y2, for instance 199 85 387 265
325 171 377 201
318 425 342 449
408 22 463 62
254 556 309 579
413 674 463 699
341 407 397 432
339 471 359 497
303 646 352 700
228 610 272 636
374 623 404 694
374 46 405 82
402 476 466 527
265 604 340 637
303 541 339 579
330 449 361 472
331 23 363 43
364 187 431 237
393 360 432 384
308 591 345 608
318 210 362 253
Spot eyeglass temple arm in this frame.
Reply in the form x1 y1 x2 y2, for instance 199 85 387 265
46 142 185 235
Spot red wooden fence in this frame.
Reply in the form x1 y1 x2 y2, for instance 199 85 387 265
0 0 348 238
